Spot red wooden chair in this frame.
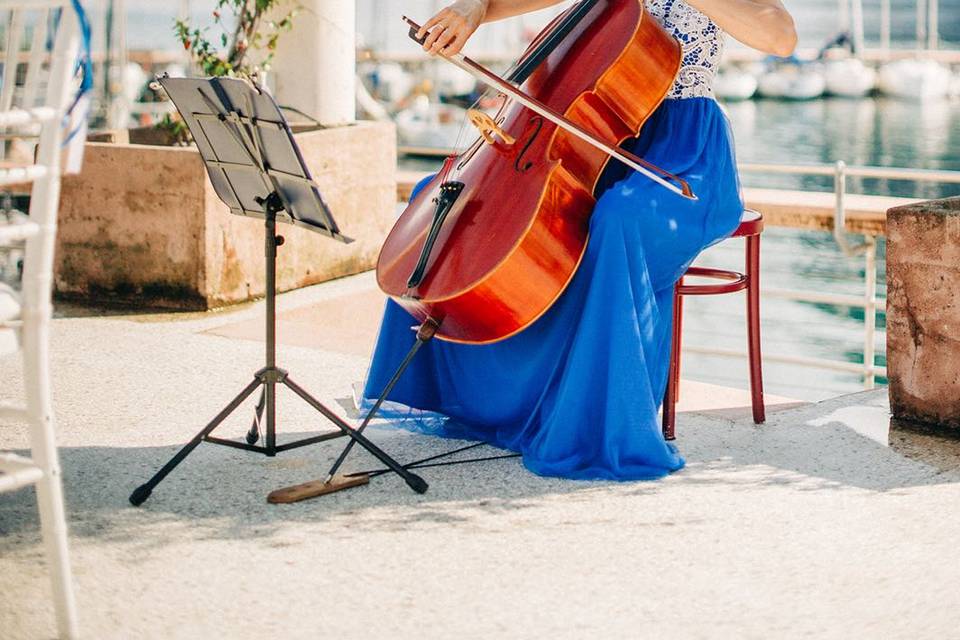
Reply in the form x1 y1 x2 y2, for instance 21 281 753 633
662 208 765 440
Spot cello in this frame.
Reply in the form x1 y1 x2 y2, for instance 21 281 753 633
378 0 695 344
322 0 695 489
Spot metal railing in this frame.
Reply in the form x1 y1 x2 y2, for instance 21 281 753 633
685 161 960 389
395 156 960 389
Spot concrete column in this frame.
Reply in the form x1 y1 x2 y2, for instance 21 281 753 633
850 0 864 55
886 197 960 430
270 0 356 126
880 0 891 52
916 0 927 47
928 0 939 50
836 0 849 32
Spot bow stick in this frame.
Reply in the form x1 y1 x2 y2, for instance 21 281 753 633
403 16 697 201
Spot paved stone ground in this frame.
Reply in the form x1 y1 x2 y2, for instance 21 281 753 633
2 272 960 639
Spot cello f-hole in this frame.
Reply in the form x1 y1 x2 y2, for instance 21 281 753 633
514 116 544 173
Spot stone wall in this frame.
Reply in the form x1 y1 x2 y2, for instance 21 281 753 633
56 121 396 309
886 197 960 429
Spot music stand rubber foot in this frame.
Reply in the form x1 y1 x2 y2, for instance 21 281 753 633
406 474 429 494
129 484 152 507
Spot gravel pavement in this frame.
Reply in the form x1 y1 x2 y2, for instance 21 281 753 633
2 272 959 639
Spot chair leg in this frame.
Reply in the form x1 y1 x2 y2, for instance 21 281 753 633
745 235 766 424
23 318 80 640
662 283 682 440
672 277 684 403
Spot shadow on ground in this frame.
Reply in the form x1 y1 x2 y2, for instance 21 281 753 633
3 394 959 550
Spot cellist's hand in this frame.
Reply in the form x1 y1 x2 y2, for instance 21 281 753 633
417 0 487 56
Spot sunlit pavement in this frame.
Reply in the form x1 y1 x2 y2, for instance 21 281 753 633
2 271 959 639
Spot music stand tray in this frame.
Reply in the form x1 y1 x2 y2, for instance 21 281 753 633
129 75 427 506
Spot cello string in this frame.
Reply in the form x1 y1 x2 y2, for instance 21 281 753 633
444 74 502 183
436 89 479 184
447 87 487 181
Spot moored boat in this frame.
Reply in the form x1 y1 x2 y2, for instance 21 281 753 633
715 66 758 101
878 59 952 101
823 57 876 98
757 60 826 100
394 95 468 152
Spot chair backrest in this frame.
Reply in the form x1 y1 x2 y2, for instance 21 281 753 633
0 1 81 115
0 1 83 312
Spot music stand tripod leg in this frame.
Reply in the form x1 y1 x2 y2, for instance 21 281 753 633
129 377 263 506
246 388 266 445
281 374 429 494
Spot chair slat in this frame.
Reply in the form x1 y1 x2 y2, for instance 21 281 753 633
0 217 39 241
21 8 50 109
0 453 43 493
0 0 71 9
0 9 25 115
0 402 28 422
0 104 55 126
0 162 46 185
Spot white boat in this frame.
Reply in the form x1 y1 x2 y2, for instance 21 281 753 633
823 58 876 97
877 59 952 101
949 70 960 99
433 62 476 98
395 95 469 152
367 61 416 106
757 63 826 100
715 67 758 101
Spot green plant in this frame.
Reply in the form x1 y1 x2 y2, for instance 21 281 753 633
156 113 192 145
175 0 297 79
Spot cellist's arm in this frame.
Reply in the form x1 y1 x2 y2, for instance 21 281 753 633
417 0 797 58
483 0 571 21
684 0 797 56
417 0 569 55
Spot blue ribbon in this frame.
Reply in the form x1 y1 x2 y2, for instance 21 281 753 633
62 0 93 147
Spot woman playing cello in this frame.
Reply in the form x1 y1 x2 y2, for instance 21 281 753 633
362 0 797 480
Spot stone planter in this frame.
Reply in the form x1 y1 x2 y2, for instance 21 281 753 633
886 196 960 430
56 120 396 309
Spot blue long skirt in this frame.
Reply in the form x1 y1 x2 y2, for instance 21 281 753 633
362 97 743 480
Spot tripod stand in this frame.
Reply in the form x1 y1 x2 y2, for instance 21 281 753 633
129 76 426 505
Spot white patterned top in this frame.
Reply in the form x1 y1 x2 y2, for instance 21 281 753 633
645 0 724 99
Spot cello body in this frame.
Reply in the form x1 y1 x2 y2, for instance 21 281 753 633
377 0 680 343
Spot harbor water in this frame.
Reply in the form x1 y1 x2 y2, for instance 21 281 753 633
702 97 959 401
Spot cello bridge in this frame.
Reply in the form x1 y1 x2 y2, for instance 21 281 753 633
467 109 515 146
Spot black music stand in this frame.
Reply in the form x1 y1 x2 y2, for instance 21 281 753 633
129 75 427 506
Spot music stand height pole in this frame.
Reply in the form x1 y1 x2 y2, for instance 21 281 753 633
262 193 281 455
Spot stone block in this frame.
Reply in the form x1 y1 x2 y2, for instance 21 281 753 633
886 196 960 430
56 121 396 309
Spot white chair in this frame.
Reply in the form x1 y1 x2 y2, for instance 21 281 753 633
1 2 85 638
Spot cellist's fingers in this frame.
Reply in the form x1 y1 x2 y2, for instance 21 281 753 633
419 9 452 50
441 32 468 56
416 9 445 40
429 25 461 55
